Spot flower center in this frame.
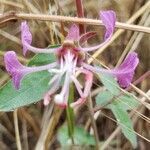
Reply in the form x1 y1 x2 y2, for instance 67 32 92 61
57 40 85 66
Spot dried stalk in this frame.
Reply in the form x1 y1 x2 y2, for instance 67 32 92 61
0 9 150 33
87 95 99 149
116 9 150 66
13 109 22 150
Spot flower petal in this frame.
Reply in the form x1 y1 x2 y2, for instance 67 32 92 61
44 75 61 106
112 52 139 88
21 21 32 55
21 21 60 55
4 51 28 89
4 51 57 89
79 31 97 45
78 10 116 51
100 10 116 40
66 24 80 41
82 52 139 88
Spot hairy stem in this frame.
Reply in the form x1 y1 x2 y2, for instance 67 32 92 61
0 6 150 33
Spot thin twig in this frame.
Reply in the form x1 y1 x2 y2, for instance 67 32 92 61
0 8 150 33
0 74 10 86
87 94 99 149
131 84 150 101
129 15 150 52
20 109 40 137
0 0 24 9
35 104 54 150
44 106 63 150
22 119 29 150
13 109 22 150
116 9 150 66
0 29 21 44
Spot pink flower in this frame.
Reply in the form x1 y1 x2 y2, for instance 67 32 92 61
4 11 139 108
82 52 139 88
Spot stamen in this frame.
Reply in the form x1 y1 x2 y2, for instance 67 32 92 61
54 94 64 105
43 93 51 106
70 98 86 108
70 68 93 108
71 75 83 97
54 72 70 106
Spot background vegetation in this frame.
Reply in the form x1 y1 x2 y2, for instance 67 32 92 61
0 0 149 149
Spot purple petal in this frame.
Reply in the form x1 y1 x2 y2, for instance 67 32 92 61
78 10 116 51
66 24 80 41
4 51 58 89
21 21 60 55
4 51 28 89
21 21 32 55
82 52 139 88
79 31 97 45
100 10 116 40
112 52 139 88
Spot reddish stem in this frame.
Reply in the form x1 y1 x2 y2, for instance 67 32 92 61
75 0 86 34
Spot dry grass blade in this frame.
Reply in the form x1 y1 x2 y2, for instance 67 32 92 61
13 109 22 150
0 0 24 9
116 10 150 66
87 95 99 149
0 29 21 44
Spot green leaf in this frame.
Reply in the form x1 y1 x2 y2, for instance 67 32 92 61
112 94 139 110
0 72 52 111
98 73 120 95
96 91 139 110
28 53 56 66
58 125 95 146
0 53 56 111
96 90 113 106
96 68 138 148
110 103 137 148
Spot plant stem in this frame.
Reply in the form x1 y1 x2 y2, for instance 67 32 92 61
0 3 150 34
66 106 74 144
87 95 99 149
66 83 75 144
75 0 86 34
